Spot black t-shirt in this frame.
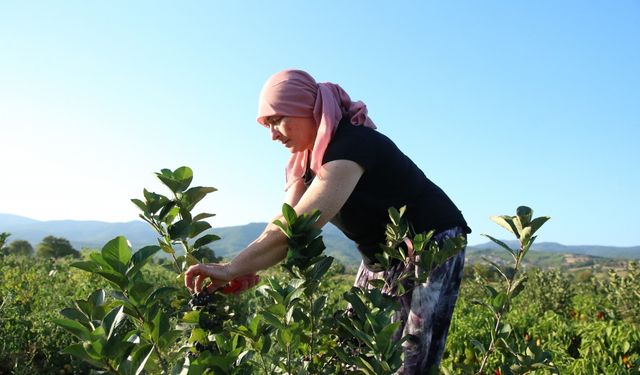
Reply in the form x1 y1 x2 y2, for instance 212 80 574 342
304 117 470 268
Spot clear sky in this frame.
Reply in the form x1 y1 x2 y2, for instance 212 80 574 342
1 1 638 247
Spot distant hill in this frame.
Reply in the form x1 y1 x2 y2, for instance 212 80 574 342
468 240 640 260
1 213 637 268
0 213 360 265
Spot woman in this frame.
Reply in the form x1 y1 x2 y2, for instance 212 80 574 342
185 69 470 373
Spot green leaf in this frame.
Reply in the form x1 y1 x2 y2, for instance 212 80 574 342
131 198 148 214
272 219 288 235
356 355 377 374
130 344 154 375
71 261 101 273
308 256 333 281
127 245 161 277
183 311 200 324
179 206 192 222
492 292 509 310
61 344 103 366
157 201 177 222
96 269 128 290
183 186 217 210
158 239 175 254
376 321 401 354
490 215 520 237
283 285 305 307
145 286 178 306
53 318 92 341
159 330 183 351
104 336 135 363
368 278 386 289
60 307 90 324
312 296 327 316
500 323 512 335
282 203 297 225
510 276 527 298
101 236 132 273
193 212 216 222
277 329 293 345
388 207 401 226
89 252 114 271
103 306 126 340
481 234 517 261
516 206 533 226
168 220 190 240
260 311 285 330
528 216 550 237
470 339 486 354
173 166 193 187
483 284 498 298
193 234 220 249
144 189 171 214
186 253 200 266
155 166 193 193
152 310 170 342
88 289 106 307
129 282 154 306
74 300 94 319
189 221 212 238
343 290 368 320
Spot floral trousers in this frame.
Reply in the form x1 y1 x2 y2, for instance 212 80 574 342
353 227 467 375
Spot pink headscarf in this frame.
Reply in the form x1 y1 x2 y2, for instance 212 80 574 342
257 69 376 190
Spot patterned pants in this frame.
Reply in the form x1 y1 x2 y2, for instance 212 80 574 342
353 227 466 374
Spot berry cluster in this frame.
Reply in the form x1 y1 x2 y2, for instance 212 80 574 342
194 341 216 353
199 305 225 332
188 290 215 309
188 289 232 334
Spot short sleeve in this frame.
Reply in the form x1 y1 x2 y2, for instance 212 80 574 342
322 124 379 171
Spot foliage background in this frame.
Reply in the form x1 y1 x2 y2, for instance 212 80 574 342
1 250 638 374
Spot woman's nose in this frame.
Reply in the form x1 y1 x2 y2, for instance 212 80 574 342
270 125 280 141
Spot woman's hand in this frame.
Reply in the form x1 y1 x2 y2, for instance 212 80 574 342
184 263 260 294
221 273 261 294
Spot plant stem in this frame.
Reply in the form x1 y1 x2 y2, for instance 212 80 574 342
477 242 527 374
287 343 293 375
308 295 315 361
153 344 169 374
477 313 502 374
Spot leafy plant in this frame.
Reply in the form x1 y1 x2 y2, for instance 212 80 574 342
54 166 229 374
469 206 559 374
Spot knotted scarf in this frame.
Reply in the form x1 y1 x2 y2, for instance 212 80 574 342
257 69 376 190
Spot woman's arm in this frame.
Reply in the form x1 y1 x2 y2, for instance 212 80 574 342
184 159 364 293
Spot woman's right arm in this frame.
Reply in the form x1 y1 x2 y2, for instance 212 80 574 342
185 160 362 293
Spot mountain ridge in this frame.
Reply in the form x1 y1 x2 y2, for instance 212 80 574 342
1 213 638 265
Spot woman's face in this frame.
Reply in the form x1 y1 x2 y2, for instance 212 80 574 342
264 115 317 153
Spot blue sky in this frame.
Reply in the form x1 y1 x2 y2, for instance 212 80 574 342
1 1 638 247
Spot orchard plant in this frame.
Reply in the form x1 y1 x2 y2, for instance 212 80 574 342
465 206 559 375
54 166 467 374
54 167 245 374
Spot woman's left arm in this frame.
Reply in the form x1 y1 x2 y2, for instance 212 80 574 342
185 160 364 293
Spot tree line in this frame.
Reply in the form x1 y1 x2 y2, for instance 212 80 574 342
0 232 80 258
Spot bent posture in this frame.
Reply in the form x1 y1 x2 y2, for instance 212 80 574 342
185 69 470 373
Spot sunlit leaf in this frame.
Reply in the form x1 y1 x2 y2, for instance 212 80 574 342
101 236 132 273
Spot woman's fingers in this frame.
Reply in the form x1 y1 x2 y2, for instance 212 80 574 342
185 263 235 293
185 264 203 292
193 274 206 294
